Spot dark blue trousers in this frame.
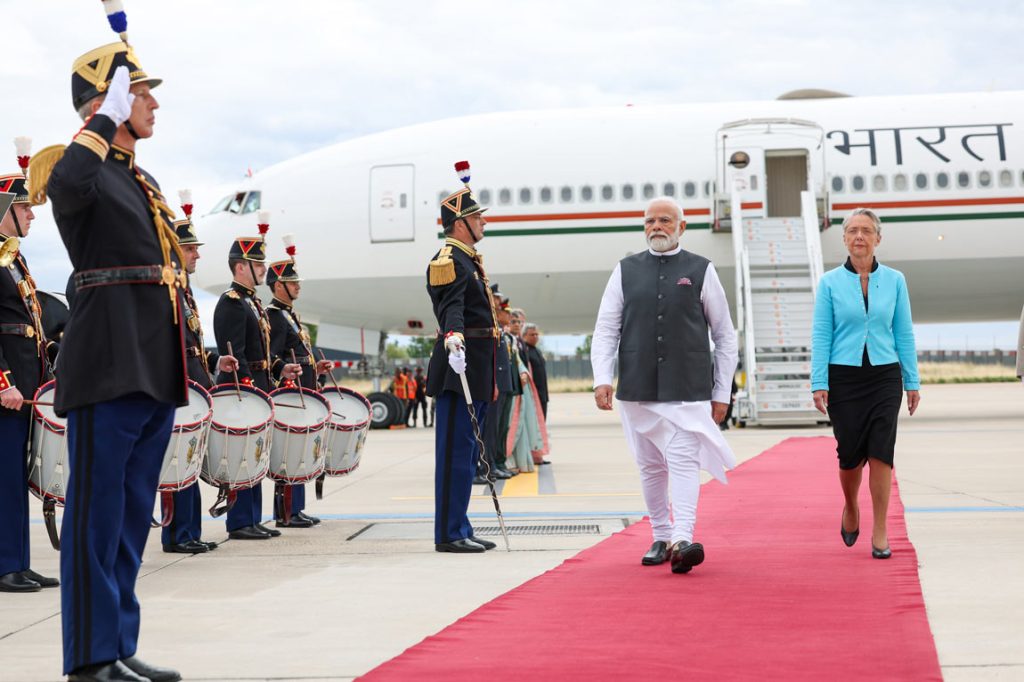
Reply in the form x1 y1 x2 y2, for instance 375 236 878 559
160 483 203 546
60 395 174 674
434 391 487 544
226 482 263 531
0 412 31 576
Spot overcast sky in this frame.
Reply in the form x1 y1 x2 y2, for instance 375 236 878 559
2 1 1022 351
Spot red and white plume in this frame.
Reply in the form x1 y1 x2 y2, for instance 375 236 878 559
257 210 271 238
454 160 471 187
282 233 296 259
177 189 193 219
14 137 31 177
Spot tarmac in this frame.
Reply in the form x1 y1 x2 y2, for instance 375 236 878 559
0 382 1021 681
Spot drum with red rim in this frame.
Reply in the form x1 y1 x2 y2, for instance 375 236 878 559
267 386 329 485
321 386 371 476
203 383 273 491
159 380 213 492
28 380 68 505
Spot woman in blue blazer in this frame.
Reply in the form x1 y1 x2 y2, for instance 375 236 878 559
811 208 921 559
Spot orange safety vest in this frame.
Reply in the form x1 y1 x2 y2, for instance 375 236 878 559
406 377 417 399
393 374 408 400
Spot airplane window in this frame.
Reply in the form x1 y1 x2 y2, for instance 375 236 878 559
479 189 492 206
978 170 992 188
499 188 512 205
519 188 532 203
601 185 614 201
893 174 907 191
662 182 676 197
683 181 697 198
914 173 928 190
227 192 246 214
851 175 865 192
642 183 655 199
399 193 408 209
581 185 594 202
749 175 758 191
702 181 713 196
622 184 635 200
560 186 573 202
242 191 261 214
872 175 887 192
957 172 970 188
830 176 844 193
211 194 233 213
936 172 949 189
998 170 1012 187
540 187 553 203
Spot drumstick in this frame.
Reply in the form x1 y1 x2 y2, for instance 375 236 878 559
317 349 349 420
290 349 306 408
318 349 343 392
274 402 348 421
226 341 242 402
25 400 53 406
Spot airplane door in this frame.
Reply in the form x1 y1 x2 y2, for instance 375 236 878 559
369 165 415 243
765 151 808 217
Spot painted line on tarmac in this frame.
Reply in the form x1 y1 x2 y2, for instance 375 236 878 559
501 470 538 496
390 491 642 501
904 506 1024 513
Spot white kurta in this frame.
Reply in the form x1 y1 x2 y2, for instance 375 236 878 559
591 244 739 542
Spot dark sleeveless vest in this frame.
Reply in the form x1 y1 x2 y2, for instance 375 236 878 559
615 249 713 402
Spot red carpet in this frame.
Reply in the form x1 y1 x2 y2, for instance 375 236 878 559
361 437 942 681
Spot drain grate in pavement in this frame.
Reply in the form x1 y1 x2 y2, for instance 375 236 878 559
473 524 601 536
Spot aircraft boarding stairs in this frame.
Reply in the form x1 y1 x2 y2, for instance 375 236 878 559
733 193 825 426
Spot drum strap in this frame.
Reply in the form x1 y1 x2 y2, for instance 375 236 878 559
43 499 60 551
159 491 174 527
315 472 326 500
274 482 293 525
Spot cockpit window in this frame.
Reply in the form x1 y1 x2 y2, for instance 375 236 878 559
242 191 261 214
227 192 246 214
210 194 234 213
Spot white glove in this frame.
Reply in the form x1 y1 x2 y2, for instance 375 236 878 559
448 348 466 375
96 66 136 126
444 333 464 354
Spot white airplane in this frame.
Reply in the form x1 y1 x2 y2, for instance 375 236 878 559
192 89 1024 355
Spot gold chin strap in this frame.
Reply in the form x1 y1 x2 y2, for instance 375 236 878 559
0 237 19 268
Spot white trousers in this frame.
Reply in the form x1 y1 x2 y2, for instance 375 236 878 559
621 408 702 544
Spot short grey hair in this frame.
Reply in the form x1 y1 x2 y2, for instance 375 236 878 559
509 308 525 320
645 196 685 224
523 322 538 333
841 207 882 236
77 96 102 122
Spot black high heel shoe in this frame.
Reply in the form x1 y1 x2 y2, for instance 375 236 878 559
840 508 859 547
872 545 892 559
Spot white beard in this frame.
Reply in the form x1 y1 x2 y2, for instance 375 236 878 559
647 232 679 252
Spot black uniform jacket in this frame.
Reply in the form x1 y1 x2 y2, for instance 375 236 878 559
0 241 57 415
183 286 218 391
267 297 319 391
526 344 548 406
425 238 496 402
48 114 186 414
213 281 277 393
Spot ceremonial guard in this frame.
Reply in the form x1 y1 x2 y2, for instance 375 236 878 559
214 212 301 540
44 14 187 680
265 235 332 527
0 139 60 593
425 161 498 553
161 190 238 554
477 284 514 482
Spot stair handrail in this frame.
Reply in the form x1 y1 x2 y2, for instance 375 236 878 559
740 246 758 417
800 189 825 296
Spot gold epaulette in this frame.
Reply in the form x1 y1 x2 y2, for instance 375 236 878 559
27 145 67 206
225 289 241 300
429 246 456 286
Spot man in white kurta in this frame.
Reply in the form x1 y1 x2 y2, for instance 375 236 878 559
592 197 738 574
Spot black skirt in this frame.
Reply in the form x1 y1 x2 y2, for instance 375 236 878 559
827 357 903 470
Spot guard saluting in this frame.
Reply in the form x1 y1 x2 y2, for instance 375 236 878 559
265 235 333 528
0 139 60 593
213 212 301 540
426 161 498 553
43 11 187 681
161 190 238 554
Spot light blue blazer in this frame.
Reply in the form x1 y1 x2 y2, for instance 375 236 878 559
811 261 920 391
